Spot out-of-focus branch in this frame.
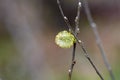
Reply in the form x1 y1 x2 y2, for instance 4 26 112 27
82 0 115 80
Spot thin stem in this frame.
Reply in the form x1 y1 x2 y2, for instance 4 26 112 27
68 43 76 80
82 0 115 80
57 0 104 80
74 2 104 80
57 0 73 31
72 34 104 80
68 2 81 80
75 1 81 34
79 40 104 80
57 0 76 37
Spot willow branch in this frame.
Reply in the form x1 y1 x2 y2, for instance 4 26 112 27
68 43 76 80
82 0 115 80
70 32 104 80
68 1 81 80
57 0 73 31
75 1 81 34
57 0 104 80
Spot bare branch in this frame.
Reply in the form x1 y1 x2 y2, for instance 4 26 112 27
57 0 73 31
82 0 115 80
68 1 82 80
72 33 104 80
75 1 81 34
78 40 104 80
68 43 76 80
57 0 104 80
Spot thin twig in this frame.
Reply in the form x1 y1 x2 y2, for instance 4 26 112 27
57 0 73 31
68 43 76 80
68 2 81 80
75 1 81 34
57 0 104 80
78 40 104 80
82 0 115 80
72 33 104 80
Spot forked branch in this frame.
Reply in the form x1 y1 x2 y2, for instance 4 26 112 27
57 0 104 80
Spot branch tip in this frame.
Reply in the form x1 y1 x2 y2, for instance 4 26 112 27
78 2 82 7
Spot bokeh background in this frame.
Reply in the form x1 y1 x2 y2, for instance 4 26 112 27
0 0 120 80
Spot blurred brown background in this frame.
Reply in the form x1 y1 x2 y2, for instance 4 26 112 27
0 0 120 80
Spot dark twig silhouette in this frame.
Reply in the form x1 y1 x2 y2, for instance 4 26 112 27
68 1 81 80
